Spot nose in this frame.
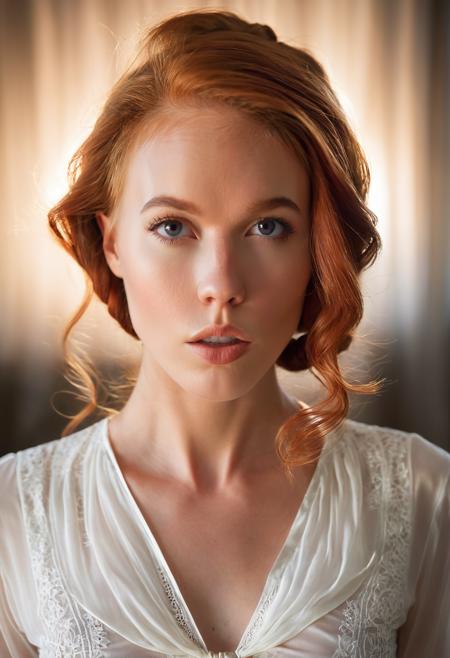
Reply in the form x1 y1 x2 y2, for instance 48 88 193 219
196 241 246 307
197 277 245 307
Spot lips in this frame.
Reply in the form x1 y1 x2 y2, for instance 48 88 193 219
195 338 241 345
187 340 250 364
187 324 251 344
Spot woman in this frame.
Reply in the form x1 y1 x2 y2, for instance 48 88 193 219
0 8 448 657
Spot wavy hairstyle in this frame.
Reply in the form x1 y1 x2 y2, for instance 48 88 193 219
48 8 384 475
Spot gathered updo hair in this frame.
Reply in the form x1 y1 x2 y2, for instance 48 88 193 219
48 8 383 474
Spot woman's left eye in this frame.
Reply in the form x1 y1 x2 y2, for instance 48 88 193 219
146 216 294 244
252 218 294 240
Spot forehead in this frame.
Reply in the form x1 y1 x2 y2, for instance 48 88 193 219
137 102 275 145
119 104 309 216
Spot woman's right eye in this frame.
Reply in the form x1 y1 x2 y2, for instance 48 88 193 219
146 217 190 244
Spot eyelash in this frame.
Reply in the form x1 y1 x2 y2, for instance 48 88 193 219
146 215 295 245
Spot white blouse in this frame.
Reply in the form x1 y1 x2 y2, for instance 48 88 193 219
0 415 448 657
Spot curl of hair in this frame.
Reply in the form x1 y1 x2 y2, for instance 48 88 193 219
48 8 384 477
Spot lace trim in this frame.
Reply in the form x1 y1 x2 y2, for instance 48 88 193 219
332 427 412 657
156 564 206 649
238 585 278 653
18 433 110 658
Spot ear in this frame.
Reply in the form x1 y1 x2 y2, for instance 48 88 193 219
95 211 123 279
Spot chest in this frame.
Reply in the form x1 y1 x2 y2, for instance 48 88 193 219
122 466 314 652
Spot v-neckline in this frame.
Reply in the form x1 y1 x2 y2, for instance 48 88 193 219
101 415 337 656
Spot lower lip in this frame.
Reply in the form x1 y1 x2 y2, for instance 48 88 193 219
187 341 251 364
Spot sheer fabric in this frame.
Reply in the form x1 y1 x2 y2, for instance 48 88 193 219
0 416 448 657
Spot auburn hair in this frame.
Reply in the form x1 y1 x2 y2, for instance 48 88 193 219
48 8 384 476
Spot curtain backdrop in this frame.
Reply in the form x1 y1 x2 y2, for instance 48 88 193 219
0 0 448 454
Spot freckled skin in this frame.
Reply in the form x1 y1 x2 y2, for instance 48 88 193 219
96 105 311 486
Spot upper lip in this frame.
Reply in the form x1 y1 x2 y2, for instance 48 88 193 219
187 324 251 343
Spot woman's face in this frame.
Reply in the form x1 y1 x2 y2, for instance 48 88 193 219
97 105 312 400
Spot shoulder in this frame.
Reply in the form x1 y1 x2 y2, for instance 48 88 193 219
341 416 449 467
339 417 449 512
0 419 105 519
337 416 417 469
0 419 106 573
20 418 102 469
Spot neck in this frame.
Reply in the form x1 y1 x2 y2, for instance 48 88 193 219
107 353 303 490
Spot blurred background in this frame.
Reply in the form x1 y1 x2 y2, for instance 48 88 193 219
0 0 448 456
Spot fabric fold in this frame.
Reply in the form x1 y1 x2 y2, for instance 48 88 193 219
46 417 385 657
236 424 384 656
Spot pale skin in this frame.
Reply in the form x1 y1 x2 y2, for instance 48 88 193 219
96 104 316 651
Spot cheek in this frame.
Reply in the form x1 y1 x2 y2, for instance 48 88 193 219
259 251 312 318
264 282 308 333
120 253 189 339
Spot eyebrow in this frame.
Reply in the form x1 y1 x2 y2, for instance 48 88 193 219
140 195 301 216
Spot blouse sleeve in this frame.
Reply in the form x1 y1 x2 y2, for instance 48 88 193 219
397 435 450 657
0 569 38 657
0 452 38 657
